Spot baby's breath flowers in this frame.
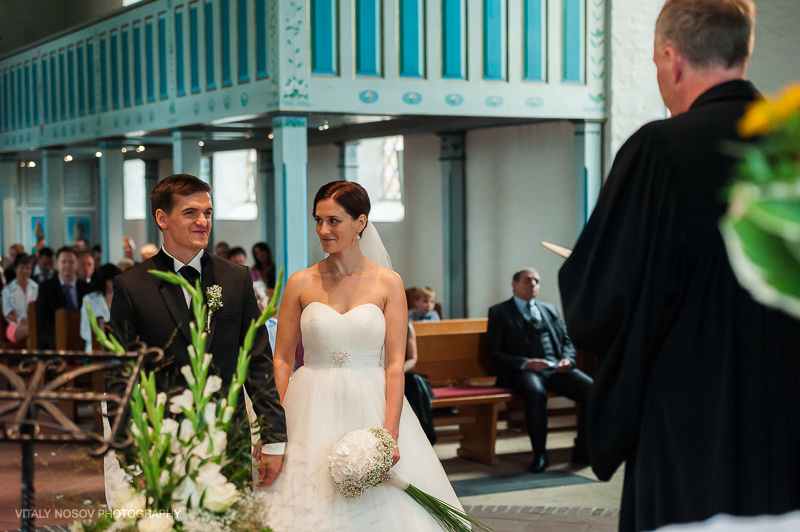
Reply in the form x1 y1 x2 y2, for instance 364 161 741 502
328 427 492 532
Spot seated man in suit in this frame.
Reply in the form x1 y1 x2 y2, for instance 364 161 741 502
487 268 592 473
36 246 92 349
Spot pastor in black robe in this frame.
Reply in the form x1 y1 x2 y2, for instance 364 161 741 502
558 80 800 532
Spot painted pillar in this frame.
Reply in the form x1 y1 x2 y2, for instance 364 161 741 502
144 159 160 246
172 130 202 177
439 132 467 319
338 142 359 181
272 114 309 276
573 120 603 238
0 156 18 254
41 150 66 249
99 141 125 264
258 149 276 247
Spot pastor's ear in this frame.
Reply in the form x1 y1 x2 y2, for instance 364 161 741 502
665 45 684 84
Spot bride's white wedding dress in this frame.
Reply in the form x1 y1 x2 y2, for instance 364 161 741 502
260 301 463 531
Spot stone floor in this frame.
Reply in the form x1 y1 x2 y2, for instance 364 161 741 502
0 425 624 531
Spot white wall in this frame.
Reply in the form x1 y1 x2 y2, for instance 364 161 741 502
465 122 576 318
749 0 800 94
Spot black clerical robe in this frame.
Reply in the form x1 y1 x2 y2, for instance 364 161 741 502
559 80 800 532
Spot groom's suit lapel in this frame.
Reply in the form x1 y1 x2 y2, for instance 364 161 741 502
200 254 219 347
153 250 194 346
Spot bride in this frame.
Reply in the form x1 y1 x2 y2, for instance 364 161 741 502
257 181 463 531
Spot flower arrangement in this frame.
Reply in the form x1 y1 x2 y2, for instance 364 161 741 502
721 82 800 318
79 269 283 532
328 427 492 532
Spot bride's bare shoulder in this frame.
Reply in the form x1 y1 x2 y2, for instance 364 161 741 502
286 264 323 288
376 266 404 290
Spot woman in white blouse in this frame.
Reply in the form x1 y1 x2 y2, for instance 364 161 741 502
80 263 121 352
2 254 38 343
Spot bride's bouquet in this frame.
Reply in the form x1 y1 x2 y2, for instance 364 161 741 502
328 427 492 532
76 269 283 532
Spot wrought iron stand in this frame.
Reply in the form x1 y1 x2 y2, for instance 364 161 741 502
0 346 161 532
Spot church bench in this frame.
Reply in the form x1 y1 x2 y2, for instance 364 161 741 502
412 318 513 465
412 318 584 465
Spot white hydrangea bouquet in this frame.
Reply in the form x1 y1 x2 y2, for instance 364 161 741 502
328 427 492 532
77 269 283 532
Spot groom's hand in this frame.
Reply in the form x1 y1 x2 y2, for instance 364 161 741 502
254 443 283 487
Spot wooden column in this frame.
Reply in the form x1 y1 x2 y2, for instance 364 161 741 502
99 141 125 264
573 120 603 239
439 132 466 319
41 150 66 249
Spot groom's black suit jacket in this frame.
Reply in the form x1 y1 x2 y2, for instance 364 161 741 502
487 298 577 388
109 250 286 443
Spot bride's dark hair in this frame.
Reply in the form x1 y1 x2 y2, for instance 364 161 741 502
313 181 371 235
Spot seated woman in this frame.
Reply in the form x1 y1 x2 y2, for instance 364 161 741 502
251 242 276 289
80 263 121 351
1 254 38 343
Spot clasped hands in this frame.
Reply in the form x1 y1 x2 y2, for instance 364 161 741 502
253 441 284 487
523 358 573 373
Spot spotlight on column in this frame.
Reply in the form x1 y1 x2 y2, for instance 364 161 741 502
28 161 36 168
268 133 274 140
137 145 145 153
121 147 128 153
198 141 205 147
19 161 25 167
95 151 103 158
64 155 73 162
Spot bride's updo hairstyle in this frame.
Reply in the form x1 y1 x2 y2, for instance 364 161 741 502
313 181 371 236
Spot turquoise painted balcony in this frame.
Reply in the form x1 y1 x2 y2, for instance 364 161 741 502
0 0 606 152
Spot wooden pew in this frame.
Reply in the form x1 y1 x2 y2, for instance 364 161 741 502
413 318 587 465
413 319 513 465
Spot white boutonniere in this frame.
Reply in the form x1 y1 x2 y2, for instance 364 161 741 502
206 284 223 332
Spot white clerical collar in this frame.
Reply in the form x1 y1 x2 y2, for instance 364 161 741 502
161 247 204 274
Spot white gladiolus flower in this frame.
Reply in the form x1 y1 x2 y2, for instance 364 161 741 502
191 435 211 460
203 402 218 428
202 354 212 371
211 430 227 454
203 375 223 395
203 482 238 513
161 418 179 436
169 389 194 415
114 488 146 512
221 405 234 425
195 462 226 488
137 514 174 532
156 392 167 406
178 419 195 442
180 365 196 386
173 477 198 509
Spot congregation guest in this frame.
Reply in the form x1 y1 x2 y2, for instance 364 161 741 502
33 247 56 284
403 322 437 444
251 242 276 289
488 268 592 473
91 245 103 267
73 239 89 253
140 242 158 261
559 1 800 530
215 241 231 259
123 237 138 264
117 258 135 272
228 246 247 265
2 254 38 344
2 243 26 284
80 263 121 352
36 246 91 349
408 286 441 321
77 251 95 283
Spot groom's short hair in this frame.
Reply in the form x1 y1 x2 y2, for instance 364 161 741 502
150 174 212 226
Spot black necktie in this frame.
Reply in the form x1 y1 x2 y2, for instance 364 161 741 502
179 265 200 286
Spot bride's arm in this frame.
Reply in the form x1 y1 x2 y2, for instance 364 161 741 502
273 271 305 403
382 270 408 462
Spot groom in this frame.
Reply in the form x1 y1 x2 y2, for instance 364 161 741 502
110 173 286 485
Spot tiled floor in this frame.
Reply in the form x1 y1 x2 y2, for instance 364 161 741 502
0 426 624 531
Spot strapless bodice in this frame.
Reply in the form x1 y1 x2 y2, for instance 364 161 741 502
300 302 386 369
